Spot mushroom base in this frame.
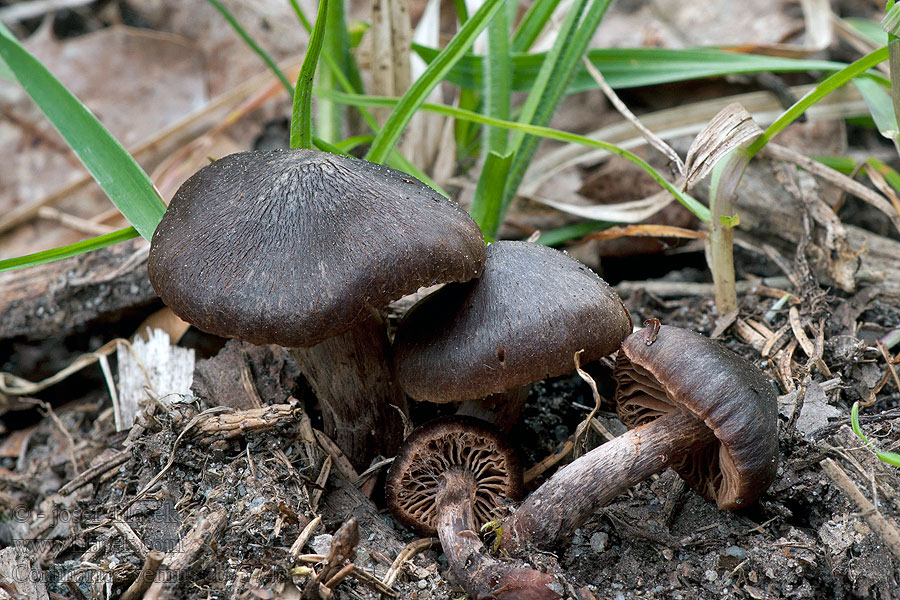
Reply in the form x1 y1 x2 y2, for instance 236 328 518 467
290 314 408 471
501 407 716 552
435 470 563 600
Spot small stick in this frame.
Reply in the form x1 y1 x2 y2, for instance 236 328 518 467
383 537 437 588
58 449 131 495
119 550 164 600
313 429 359 482
821 458 900 560
324 563 355 589
310 456 332 512
143 509 228 600
112 519 150 558
291 516 322 556
524 440 574 485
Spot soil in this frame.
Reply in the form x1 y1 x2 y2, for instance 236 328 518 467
2 269 899 599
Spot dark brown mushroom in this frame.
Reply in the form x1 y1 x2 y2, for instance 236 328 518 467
500 322 778 552
393 240 632 428
148 149 486 468
385 417 564 600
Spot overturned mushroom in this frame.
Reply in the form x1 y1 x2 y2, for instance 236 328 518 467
501 323 778 552
393 241 632 429
148 149 486 468
385 417 566 600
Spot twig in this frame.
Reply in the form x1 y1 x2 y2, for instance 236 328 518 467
58 448 131 495
820 458 900 560
764 143 900 235
119 550 164 600
311 455 332 512
614 277 792 298
583 56 684 173
143 508 228 600
524 440 574 485
383 537 437 589
291 516 322 556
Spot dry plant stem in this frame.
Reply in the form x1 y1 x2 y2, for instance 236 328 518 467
709 154 746 315
456 386 530 432
119 550 164 600
290 314 408 470
502 408 716 552
435 471 562 600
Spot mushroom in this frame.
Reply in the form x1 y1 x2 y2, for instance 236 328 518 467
500 322 778 552
393 241 632 429
147 149 486 468
385 416 566 600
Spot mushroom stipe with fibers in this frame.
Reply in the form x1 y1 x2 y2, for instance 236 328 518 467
148 149 486 468
500 323 779 552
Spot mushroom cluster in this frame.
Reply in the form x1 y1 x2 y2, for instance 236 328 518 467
147 149 486 469
145 148 781 598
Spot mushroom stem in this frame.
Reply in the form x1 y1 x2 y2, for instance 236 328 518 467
435 470 563 600
455 386 530 432
290 314 408 470
501 407 715 552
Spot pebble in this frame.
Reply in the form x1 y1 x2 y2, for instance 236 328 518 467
590 532 609 553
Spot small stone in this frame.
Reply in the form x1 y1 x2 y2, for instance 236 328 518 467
417 579 428 589
705 570 717 582
590 532 609 553
724 545 746 560
311 534 333 556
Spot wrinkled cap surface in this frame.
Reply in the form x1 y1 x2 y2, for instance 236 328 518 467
614 324 778 510
385 416 523 536
394 241 632 403
148 149 485 347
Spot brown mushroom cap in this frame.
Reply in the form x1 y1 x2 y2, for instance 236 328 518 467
393 241 632 403
147 149 485 347
614 324 778 509
385 416 523 536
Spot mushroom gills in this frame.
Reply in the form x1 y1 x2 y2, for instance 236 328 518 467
391 426 520 534
614 356 676 425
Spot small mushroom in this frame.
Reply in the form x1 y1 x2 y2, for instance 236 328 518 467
500 322 778 551
148 149 486 468
385 417 564 600
393 241 632 428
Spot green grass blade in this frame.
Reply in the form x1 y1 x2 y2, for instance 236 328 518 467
882 3 900 35
317 0 356 142
321 89 710 221
536 220 613 246
506 0 588 154
854 78 898 139
500 0 614 236
746 47 889 157
364 0 506 164
512 0 564 52
0 23 165 242
291 0 330 149
485 1 512 154
0 228 140 272
412 45 879 92
851 402 900 467
469 151 513 236
207 0 293 96
846 17 888 46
